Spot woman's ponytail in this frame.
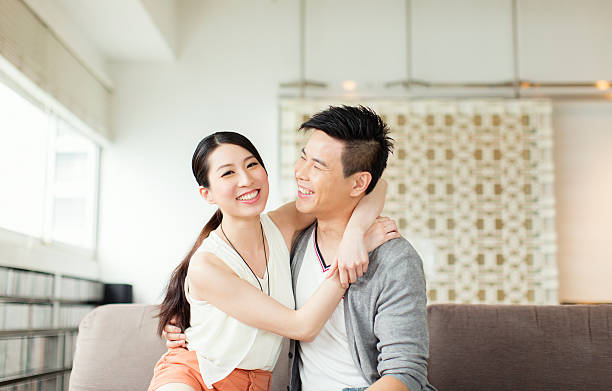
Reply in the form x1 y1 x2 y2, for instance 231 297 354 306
156 209 222 335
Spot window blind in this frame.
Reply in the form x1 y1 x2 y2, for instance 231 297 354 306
0 0 110 141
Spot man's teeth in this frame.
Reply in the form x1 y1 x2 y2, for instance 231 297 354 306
237 190 258 200
299 186 314 195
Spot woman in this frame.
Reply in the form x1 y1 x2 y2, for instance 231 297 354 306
149 132 396 391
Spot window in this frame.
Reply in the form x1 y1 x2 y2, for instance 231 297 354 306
0 80 99 250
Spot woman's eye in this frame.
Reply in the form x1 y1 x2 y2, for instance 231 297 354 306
300 155 306 161
247 162 259 168
221 170 234 177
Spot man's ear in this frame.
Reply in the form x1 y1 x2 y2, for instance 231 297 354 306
349 171 372 197
199 186 215 204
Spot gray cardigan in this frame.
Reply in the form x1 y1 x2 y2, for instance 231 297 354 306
288 224 436 391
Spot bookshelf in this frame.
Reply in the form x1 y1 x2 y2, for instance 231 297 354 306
0 266 103 391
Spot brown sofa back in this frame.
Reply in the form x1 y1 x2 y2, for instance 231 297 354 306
428 304 612 391
70 303 612 391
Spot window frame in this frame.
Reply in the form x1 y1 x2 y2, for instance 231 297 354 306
0 73 102 271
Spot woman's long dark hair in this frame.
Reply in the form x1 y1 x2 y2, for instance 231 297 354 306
157 131 267 336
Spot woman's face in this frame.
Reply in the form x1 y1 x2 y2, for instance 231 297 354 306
203 143 269 218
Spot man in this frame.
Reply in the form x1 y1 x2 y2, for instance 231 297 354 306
288 106 434 391
167 106 435 391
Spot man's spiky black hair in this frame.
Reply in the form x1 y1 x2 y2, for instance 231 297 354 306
300 105 393 194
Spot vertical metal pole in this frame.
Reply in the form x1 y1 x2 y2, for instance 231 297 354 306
511 0 520 98
406 0 412 89
299 0 305 98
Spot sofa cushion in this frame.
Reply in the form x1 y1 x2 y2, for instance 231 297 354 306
70 304 166 390
71 303 612 391
70 304 290 391
427 304 612 391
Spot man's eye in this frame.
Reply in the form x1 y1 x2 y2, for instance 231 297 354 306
221 170 234 177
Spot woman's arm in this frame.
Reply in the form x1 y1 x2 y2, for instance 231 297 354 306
268 201 315 250
163 214 400 349
332 179 390 287
366 376 409 391
187 251 345 342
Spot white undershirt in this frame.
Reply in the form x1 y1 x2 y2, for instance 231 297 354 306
295 229 369 391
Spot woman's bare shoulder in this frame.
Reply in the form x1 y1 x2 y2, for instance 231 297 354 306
188 250 236 279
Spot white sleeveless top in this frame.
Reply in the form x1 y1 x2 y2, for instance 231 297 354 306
184 214 294 388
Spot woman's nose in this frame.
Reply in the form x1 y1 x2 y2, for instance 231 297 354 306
238 170 254 186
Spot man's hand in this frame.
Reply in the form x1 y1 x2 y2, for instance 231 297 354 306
328 216 399 288
163 318 187 349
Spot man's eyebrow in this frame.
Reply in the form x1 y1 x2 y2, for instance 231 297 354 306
301 148 328 168
216 155 255 172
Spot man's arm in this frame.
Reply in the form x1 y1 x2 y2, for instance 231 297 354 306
370 242 430 391
367 375 409 391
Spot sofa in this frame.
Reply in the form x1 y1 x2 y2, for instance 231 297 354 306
69 303 612 391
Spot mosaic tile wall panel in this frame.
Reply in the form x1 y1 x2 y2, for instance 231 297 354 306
279 98 557 304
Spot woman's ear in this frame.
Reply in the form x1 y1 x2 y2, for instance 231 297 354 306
199 186 215 204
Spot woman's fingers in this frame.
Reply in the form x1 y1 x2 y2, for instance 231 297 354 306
384 219 397 232
166 339 186 349
326 259 338 279
166 332 185 341
164 324 182 334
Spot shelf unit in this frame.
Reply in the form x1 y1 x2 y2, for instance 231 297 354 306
0 265 103 391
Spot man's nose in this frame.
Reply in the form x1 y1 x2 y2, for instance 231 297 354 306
294 160 309 180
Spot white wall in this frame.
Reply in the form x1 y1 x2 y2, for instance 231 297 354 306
519 0 612 81
98 0 612 303
99 0 300 303
553 101 612 303
412 0 514 82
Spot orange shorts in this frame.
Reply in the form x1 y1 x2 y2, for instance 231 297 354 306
148 348 272 391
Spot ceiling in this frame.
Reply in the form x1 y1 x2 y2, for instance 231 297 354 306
25 0 178 63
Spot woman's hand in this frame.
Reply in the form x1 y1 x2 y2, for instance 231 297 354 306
327 228 369 288
364 216 400 252
328 216 400 288
163 317 187 349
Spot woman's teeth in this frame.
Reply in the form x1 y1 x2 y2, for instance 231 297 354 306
237 190 259 200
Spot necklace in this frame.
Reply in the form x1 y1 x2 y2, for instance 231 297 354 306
220 221 270 295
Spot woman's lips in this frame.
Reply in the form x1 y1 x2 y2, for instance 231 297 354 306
236 189 260 204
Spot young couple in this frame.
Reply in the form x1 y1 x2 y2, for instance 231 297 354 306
149 106 436 391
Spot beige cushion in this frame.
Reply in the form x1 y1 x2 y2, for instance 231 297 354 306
70 304 289 391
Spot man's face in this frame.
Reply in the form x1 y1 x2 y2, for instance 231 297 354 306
294 130 356 216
